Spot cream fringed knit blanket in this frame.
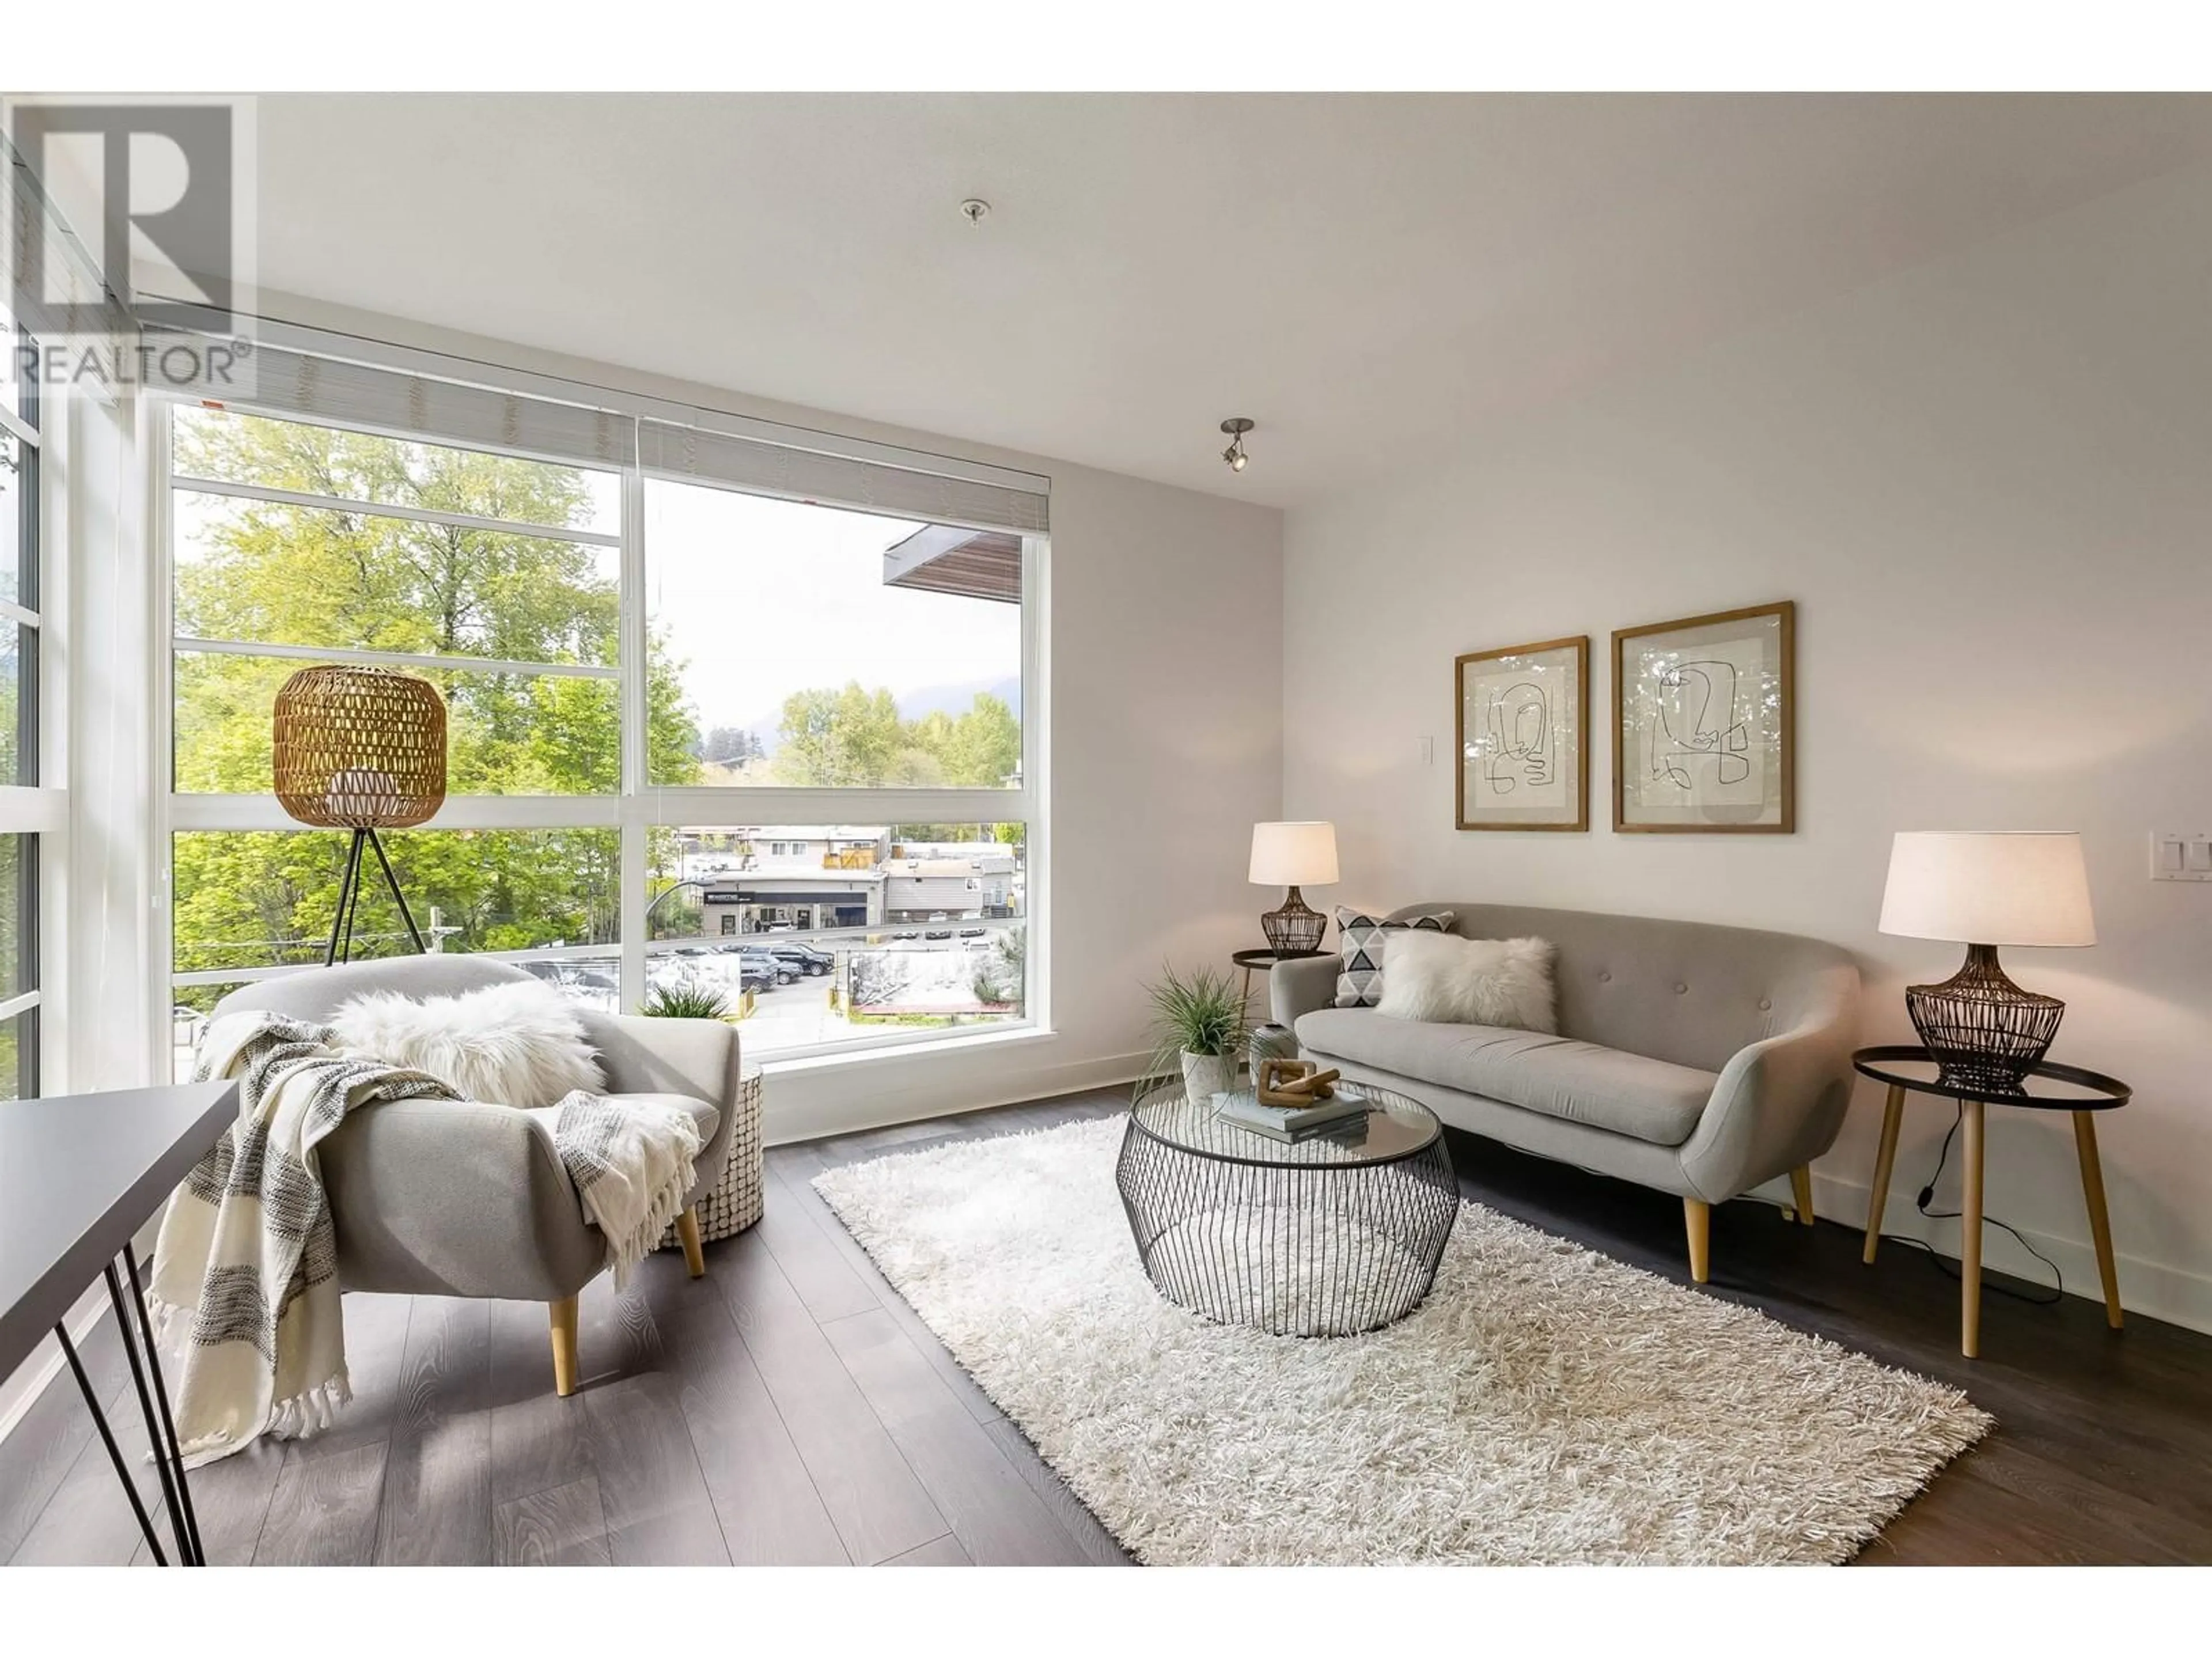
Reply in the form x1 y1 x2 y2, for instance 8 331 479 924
150 1012 453 1465
151 1010 702 1467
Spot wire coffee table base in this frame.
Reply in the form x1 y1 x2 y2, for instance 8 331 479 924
1116 1089 1458 1337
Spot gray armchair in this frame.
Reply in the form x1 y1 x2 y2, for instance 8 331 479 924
213 955 740 1397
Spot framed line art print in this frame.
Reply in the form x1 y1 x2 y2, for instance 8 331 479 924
1455 635 1589 831
1613 600 1795 833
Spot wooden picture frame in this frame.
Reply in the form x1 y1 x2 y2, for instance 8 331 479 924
1454 635 1589 832
1612 600 1795 834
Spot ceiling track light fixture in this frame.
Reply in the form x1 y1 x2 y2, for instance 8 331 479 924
1221 416 1255 473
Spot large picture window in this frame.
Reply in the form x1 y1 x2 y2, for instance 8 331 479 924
161 346 1044 1074
0 320 44 1100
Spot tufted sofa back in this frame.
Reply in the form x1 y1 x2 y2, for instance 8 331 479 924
1388 903 1859 1075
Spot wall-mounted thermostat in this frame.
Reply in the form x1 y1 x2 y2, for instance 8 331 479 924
2149 831 2212 881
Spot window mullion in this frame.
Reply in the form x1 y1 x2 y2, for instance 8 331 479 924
172 473 622 548
618 452 647 1012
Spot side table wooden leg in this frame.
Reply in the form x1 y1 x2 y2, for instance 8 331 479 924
1960 1100 1984 1358
1862 1083 1906 1264
2072 1110 2124 1330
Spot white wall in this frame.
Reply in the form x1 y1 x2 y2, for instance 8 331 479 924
1283 162 2212 1333
122 291 1285 1146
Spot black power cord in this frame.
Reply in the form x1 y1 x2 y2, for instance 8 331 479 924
1878 1103 2064 1306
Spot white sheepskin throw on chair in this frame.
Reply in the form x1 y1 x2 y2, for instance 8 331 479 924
330 979 604 1106
1375 931 1558 1031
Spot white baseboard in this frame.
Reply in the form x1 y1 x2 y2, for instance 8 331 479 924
0 1285 108 1446
763 1047 1152 1146
1776 1168 2212 1339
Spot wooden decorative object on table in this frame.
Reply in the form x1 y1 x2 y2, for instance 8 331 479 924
272 665 448 963
1256 1058 1341 1106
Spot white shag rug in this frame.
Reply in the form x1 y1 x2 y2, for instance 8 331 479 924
811 1116 1992 1566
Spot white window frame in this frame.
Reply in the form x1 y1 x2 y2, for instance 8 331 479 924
149 340 1048 1072
0 354 67 1099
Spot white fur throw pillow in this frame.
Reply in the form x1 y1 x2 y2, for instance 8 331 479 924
1373 931 1559 1032
330 979 604 1107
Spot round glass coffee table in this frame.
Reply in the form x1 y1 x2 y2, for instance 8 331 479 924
1115 1080 1458 1336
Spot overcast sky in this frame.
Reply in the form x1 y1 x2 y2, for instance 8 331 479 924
644 482 1021 743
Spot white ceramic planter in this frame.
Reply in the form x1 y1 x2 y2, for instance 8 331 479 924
1180 1050 1239 1103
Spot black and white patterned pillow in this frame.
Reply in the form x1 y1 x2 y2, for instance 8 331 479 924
1334 908 1457 1007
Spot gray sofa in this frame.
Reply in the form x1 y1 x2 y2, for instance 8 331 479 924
1274 904 1859 1282
214 955 741 1396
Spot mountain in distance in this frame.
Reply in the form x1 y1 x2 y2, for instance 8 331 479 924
893 675 1022 724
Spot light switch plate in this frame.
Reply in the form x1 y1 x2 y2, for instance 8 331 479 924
1416 736 1434 765
2150 830 2212 881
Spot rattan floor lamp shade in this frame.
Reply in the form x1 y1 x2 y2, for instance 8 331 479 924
274 666 447 962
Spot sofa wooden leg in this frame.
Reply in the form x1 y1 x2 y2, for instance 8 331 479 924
1684 1198 1711 1285
1789 1165 1816 1226
549 1295 580 1398
676 1207 707 1279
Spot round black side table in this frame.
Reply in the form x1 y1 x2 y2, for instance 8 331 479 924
1853 1044 2131 1359
1230 946 1328 1021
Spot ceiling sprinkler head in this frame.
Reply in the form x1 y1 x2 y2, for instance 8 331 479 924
959 199 991 226
1219 416 1255 472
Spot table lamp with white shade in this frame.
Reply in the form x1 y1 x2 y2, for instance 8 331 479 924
1877 831 2096 1093
1249 821 1339 954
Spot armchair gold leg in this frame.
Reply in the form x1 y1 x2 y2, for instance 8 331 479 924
549 1295 580 1398
1684 1198 1711 1285
1789 1165 1816 1226
676 1207 706 1279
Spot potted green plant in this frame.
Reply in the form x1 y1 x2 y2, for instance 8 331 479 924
1146 963 1248 1103
641 980 732 1020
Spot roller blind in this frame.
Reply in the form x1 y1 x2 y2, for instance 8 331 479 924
3 137 135 342
640 418 1049 535
156 327 1050 533
168 341 635 471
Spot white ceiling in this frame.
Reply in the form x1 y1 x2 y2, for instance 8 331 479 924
253 93 2212 507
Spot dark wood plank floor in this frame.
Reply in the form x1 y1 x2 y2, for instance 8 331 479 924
5 1087 2209 1566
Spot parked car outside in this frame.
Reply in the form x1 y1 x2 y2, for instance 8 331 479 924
767 942 834 976
737 949 800 985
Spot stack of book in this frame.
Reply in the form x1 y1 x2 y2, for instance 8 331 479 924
1211 1087 1368 1143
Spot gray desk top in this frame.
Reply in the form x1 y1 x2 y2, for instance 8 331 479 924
0 1082 240 1381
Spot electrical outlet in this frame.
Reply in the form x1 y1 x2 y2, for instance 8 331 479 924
2149 831 2212 881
